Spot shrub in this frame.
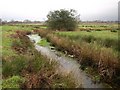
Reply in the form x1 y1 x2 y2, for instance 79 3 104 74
96 29 102 31
47 9 79 31
111 30 117 32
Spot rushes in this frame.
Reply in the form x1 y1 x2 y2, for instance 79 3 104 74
2 30 76 88
37 30 120 84
57 32 119 52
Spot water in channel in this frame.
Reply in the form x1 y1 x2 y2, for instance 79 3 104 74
27 34 108 88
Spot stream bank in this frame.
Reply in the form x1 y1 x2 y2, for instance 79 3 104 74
27 34 109 88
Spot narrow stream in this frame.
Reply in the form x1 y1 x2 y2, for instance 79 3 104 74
27 34 107 88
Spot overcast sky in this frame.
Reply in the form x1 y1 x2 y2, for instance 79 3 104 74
0 0 119 21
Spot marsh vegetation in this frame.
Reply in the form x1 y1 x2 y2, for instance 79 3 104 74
1 15 119 88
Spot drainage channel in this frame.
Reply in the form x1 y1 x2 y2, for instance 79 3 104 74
27 34 107 88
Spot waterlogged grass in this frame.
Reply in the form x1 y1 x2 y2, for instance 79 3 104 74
38 38 50 47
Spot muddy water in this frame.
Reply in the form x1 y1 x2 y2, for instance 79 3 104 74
27 34 106 88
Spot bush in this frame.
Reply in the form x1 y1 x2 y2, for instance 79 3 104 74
111 30 117 32
47 9 79 31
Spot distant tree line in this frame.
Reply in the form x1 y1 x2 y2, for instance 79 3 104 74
1 19 42 25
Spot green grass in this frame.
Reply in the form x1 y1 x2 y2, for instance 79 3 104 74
2 31 16 56
57 30 119 52
2 25 76 88
40 26 47 29
57 31 118 40
2 76 25 88
2 25 34 57
38 38 50 47
78 22 118 30
2 25 33 31
51 74 76 88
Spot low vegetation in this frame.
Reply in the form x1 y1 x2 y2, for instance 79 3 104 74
1 22 119 88
2 25 75 89
38 38 50 47
36 29 120 87
2 76 25 88
56 31 119 51
78 22 118 31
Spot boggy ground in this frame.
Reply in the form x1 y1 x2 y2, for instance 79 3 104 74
2 25 76 88
1 24 120 88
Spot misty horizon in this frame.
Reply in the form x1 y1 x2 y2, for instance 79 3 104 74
0 0 119 21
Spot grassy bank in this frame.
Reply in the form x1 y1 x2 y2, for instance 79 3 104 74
36 29 120 87
2 25 76 88
56 31 119 52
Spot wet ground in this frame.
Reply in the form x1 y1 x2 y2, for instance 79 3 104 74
27 34 108 88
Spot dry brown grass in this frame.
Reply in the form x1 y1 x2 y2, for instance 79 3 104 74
6 30 76 88
37 29 120 84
